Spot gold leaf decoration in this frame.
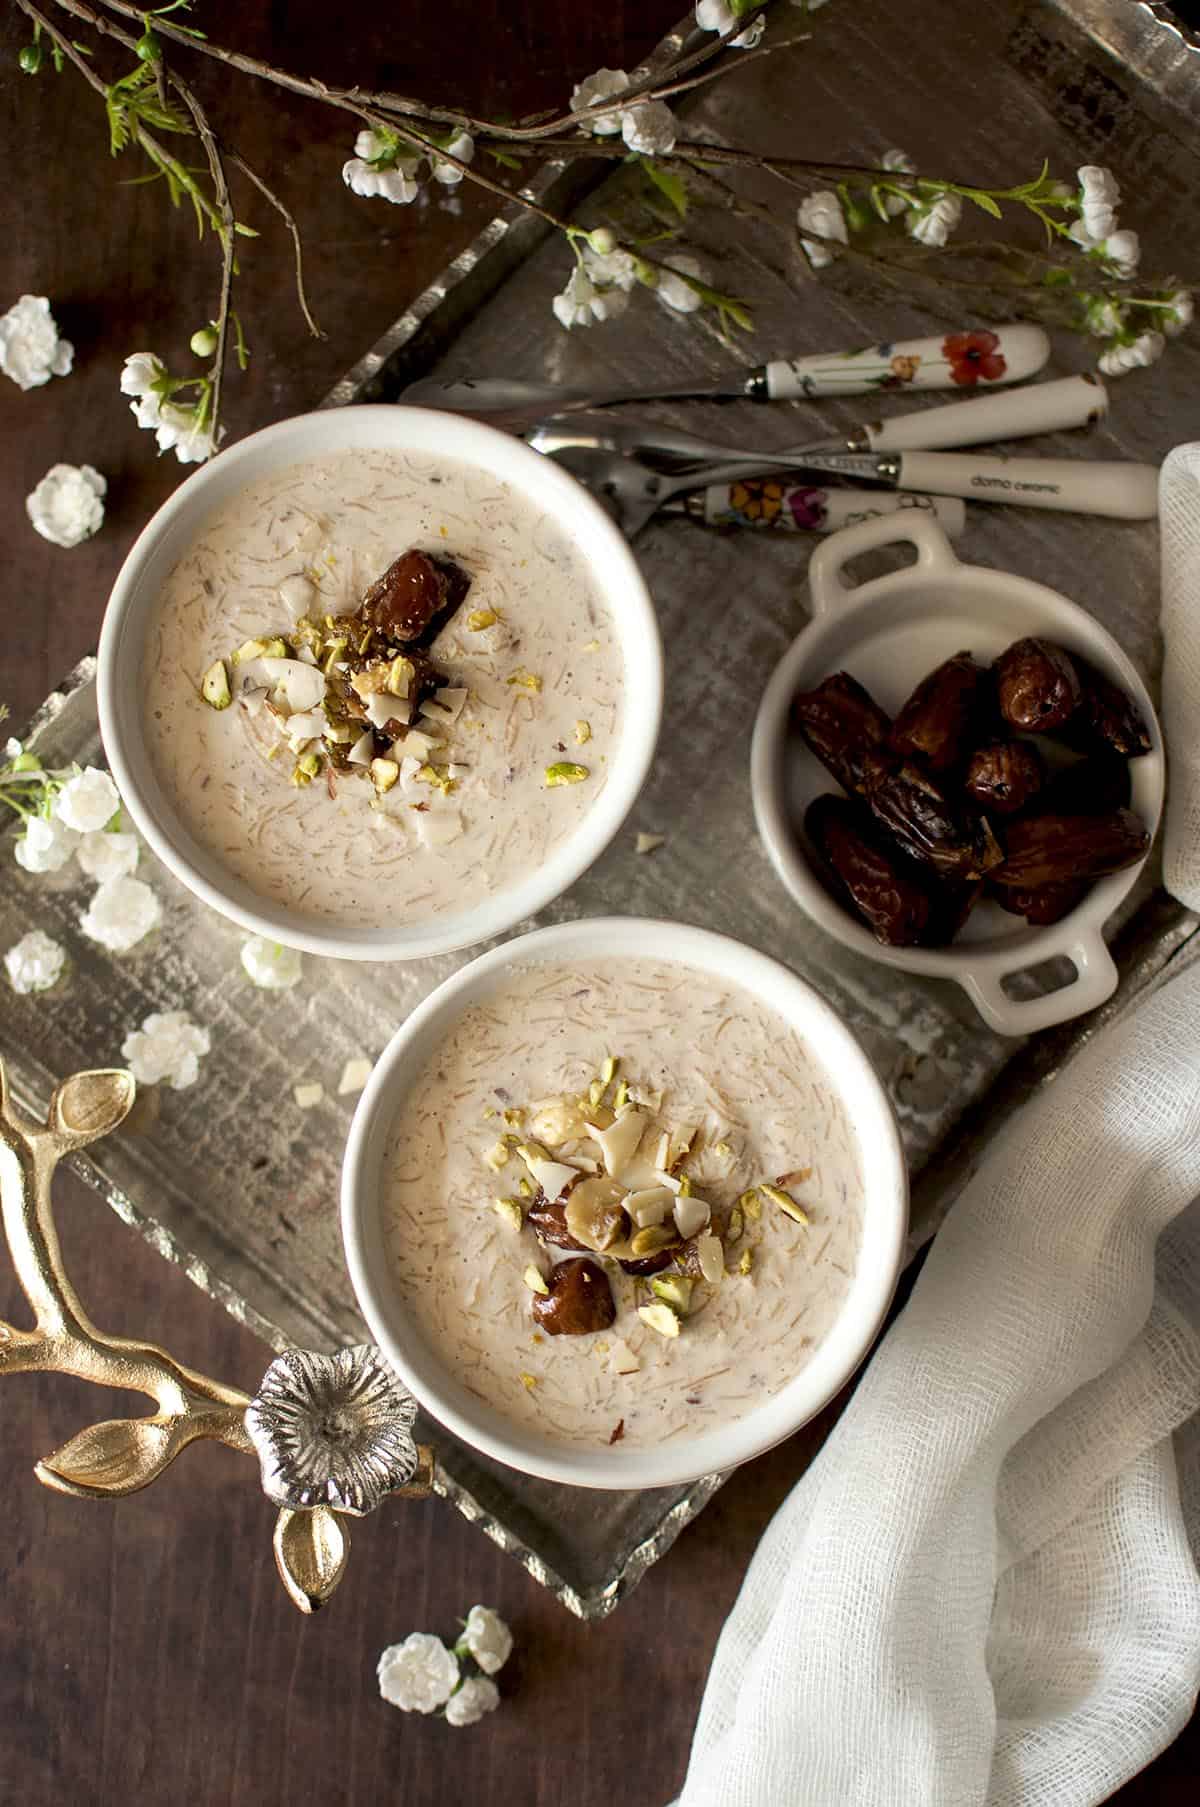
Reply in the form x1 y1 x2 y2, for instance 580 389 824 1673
48 1069 137 1147
36 1416 186 1498
273 1506 349 1614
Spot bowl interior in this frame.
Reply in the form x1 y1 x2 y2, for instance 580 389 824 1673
98 407 662 960
341 918 908 1490
762 566 1163 968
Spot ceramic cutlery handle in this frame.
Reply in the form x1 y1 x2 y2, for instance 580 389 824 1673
864 374 1108 453
695 482 966 537
894 451 1159 518
764 324 1049 400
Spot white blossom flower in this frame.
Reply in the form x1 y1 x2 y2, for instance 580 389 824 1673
655 254 706 313
25 463 106 550
880 147 916 216
1098 330 1165 376
4 738 22 760
76 829 139 882
14 815 79 874
55 767 120 833
342 156 422 204
241 935 303 990
432 130 475 186
1083 296 1125 339
552 267 627 329
621 100 677 156
445 1677 501 1727
152 401 218 465
908 190 962 248
1161 289 1194 337
121 1009 211 1089
461 1606 513 1675
1100 229 1140 278
571 67 631 135
120 352 163 398
79 875 161 953
796 190 848 268
1076 164 1120 243
695 0 765 48
582 244 639 291
0 295 74 391
377 1635 460 1714
5 929 66 995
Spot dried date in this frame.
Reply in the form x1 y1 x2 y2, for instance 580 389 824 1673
805 793 934 947
862 751 1004 881
360 549 471 643
526 1191 588 1252
994 638 1082 732
889 651 985 773
962 740 1045 816
990 880 1088 925
531 1258 616 1336
1063 657 1152 758
990 809 1149 890
791 672 891 797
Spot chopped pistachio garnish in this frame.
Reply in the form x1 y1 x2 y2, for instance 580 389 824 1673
600 1055 619 1086
493 1197 523 1231
739 1187 762 1221
761 1182 810 1225
637 1301 681 1339
467 608 499 631
630 1224 677 1257
523 1264 550 1296
200 659 231 709
502 1107 525 1128
232 636 272 664
544 761 589 787
507 669 543 692
587 1077 606 1109
612 1078 629 1112
519 1372 538 1392
727 1205 744 1244
650 1275 693 1313
677 1172 693 1198
714 1141 733 1159
593 1338 611 1357
738 1248 754 1276
416 762 456 796
517 1176 533 1198
291 750 323 786
483 1140 512 1171
574 720 592 745
482 1105 497 1120
386 654 415 697
582 638 601 653
322 636 349 674
370 757 399 794
635 832 666 855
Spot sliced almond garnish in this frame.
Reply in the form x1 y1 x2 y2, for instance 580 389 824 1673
637 1302 681 1339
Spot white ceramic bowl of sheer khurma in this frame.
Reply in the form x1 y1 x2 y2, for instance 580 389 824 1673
97 406 662 960
341 918 908 1490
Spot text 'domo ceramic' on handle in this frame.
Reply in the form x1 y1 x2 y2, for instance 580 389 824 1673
892 451 1159 519
765 324 1050 400
806 507 960 618
959 932 1120 1037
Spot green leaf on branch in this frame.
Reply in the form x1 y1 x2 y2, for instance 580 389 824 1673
639 156 688 218
485 146 522 170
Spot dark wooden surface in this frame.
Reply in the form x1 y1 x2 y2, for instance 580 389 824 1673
0 4 1196 1803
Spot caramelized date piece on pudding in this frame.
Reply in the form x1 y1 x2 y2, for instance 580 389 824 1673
962 740 1045 816
862 750 1003 881
806 793 934 947
889 651 986 773
360 548 471 643
531 1258 616 1336
994 637 1082 733
791 672 891 798
526 1191 589 1253
1063 657 1153 758
990 809 1149 890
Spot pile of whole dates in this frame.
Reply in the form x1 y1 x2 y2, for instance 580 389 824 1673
792 638 1153 947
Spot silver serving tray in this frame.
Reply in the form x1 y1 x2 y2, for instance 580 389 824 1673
4 0 1199 1617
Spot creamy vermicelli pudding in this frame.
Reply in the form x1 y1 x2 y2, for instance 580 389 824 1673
381 957 864 1449
142 448 623 927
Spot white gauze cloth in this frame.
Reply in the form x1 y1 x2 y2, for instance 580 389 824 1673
676 452 1200 1807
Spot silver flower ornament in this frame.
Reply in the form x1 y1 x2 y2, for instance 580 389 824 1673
245 1344 420 1516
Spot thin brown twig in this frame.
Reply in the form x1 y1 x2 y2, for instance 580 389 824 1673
176 81 234 436
227 152 323 339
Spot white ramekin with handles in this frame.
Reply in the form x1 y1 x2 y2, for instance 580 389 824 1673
341 917 908 1490
751 510 1164 1038
97 406 663 962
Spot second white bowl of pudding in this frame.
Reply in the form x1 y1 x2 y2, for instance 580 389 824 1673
342 918 908 1490
98 406 662 959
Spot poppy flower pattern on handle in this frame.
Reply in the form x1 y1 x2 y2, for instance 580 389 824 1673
942 330 1008 386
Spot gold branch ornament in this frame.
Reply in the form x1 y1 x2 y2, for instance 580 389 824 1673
0 1058 433 1612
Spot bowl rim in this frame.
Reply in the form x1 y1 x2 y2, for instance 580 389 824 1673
750 514 1164 1034
96 405 663 961
340 916 909 1490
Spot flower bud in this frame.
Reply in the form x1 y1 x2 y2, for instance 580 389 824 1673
589 227 617 256
12 751 42 773
190 327 219 358
135 30 160 62
19 43 42 73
